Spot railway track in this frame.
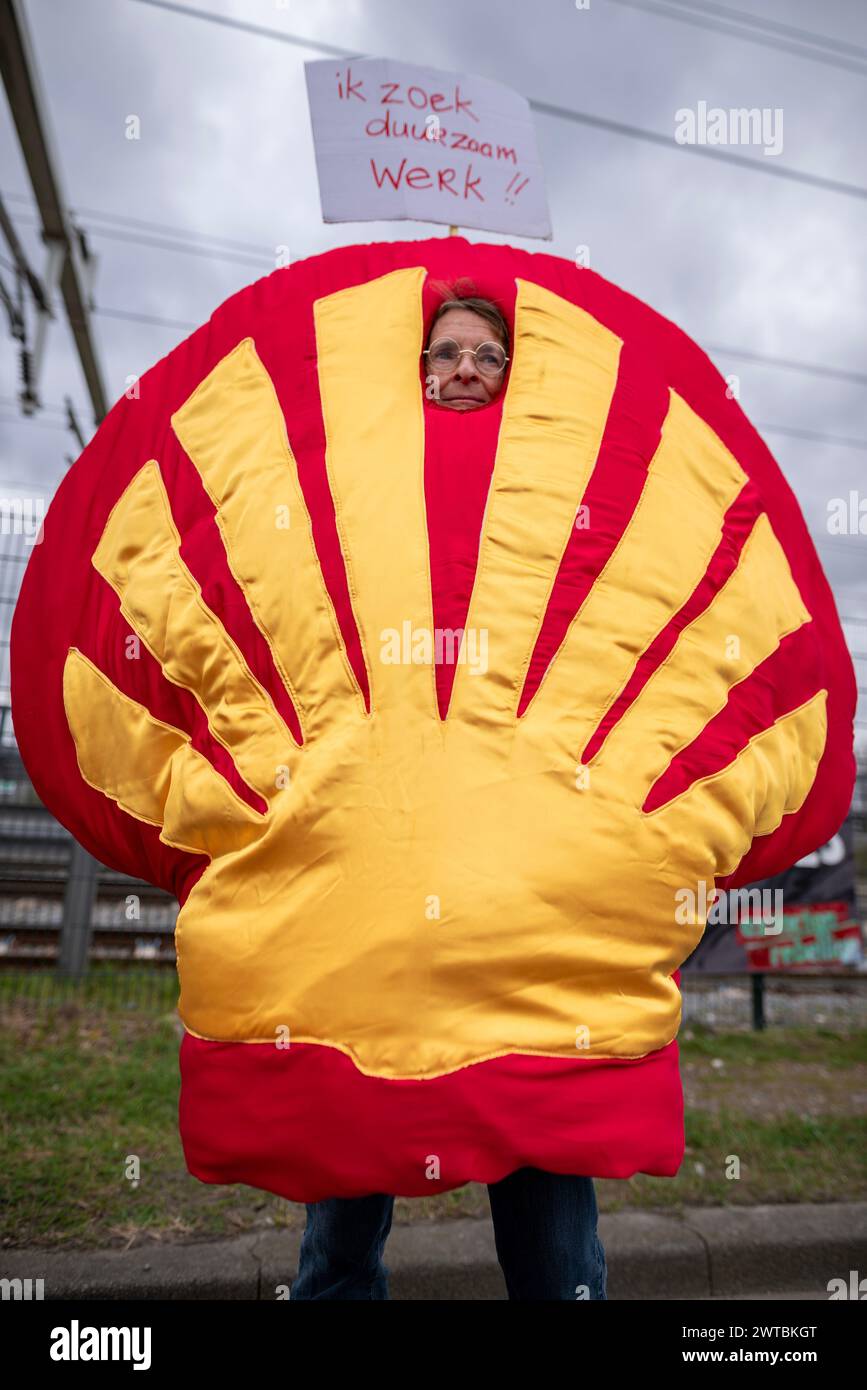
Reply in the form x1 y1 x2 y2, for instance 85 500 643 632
0 746 177 969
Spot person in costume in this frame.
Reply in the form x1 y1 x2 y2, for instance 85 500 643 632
11 236 856 1304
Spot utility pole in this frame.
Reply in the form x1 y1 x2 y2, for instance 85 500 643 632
0 0 108 424
0 0 108 976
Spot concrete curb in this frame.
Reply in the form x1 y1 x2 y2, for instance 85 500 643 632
2 1202 865 1301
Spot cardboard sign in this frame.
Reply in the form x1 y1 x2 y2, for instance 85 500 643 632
304 57 552 239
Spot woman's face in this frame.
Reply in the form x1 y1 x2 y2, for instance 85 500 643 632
424 308 508 411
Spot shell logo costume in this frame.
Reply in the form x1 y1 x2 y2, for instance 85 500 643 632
10 238 856 1201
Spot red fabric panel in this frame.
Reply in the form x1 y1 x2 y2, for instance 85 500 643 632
582 482 765 764
163 430 303 751
423 396 503 717
178 1030 685 1200
646 623 825 814
519 336 669 716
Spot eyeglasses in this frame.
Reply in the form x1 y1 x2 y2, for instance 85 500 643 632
423 336 509 378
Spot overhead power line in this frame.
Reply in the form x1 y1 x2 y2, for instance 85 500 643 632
528 98 867 201
128 0 352 56
0 412 69 431
607 0 867 77
13 212 272 270
0 394 65 413
2 189 276 257
94 304 197 331
127 0 867 202
3 190 277 272
704 344 867 389
642 0 867 59
756 423 867 452
814 535 867 551
60 205 274 258
813 540 867 560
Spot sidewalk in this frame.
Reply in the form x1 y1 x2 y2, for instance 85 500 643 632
3 1202 866 1300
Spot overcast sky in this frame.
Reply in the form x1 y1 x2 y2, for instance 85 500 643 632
1 0 864 742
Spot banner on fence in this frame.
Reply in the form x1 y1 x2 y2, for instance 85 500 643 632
682 815 862 972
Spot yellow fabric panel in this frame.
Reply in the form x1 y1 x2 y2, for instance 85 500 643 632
91 460 298 801
314 266 430 718
527 390 748 755
649 691 828 877
449 278 622 727
63 646 265 858
600 511 812 802
171 338 364 741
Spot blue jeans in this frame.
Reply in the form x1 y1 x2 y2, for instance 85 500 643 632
290 1167 607 1300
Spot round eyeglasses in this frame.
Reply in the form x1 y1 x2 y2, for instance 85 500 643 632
423 336 509 378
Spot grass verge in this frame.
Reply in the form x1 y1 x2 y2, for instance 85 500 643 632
1 972 864 1249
